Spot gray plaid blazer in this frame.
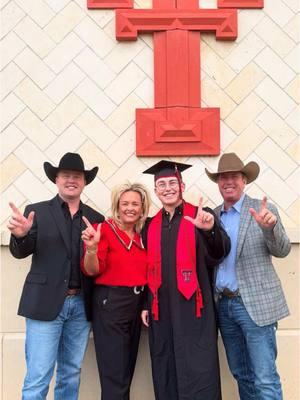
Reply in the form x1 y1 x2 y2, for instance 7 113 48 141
215 194 290 327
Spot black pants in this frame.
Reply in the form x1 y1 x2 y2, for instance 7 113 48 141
92 285 144 400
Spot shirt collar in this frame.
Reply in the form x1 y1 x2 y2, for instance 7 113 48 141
162 202 183 217
221 193 245 214
57 194 83 212
106 219 144 250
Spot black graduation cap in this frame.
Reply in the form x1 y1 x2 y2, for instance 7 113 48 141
143 160 192 181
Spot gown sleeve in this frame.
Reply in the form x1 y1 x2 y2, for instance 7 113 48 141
199 207 231 266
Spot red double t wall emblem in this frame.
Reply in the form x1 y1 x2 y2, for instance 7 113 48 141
88 0 263 156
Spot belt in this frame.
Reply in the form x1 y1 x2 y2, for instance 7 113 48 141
108 285 145 295
66 288 81 296
218 288 240 299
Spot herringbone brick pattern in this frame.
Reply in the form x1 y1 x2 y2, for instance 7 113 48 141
1 0 299 240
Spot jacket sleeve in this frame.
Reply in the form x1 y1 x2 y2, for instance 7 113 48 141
9 205 37 259
200 207 231 266
260 204 291 258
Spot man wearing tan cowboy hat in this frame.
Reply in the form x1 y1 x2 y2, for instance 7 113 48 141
205 152 291 400
7 152 104 400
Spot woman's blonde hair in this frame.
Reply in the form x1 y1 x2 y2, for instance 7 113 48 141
111 182 151 232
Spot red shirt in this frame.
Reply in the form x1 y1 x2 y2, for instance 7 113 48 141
82 219 147 286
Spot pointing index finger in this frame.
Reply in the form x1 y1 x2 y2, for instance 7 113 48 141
82 216 92 228
198 196 203 211
9 202 22 216
261 196 268 211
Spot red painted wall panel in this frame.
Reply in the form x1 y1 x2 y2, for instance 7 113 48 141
88 0 263 156
218 0 263 8
87 0 132 9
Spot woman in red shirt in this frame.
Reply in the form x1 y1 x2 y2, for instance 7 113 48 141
81 182 150 400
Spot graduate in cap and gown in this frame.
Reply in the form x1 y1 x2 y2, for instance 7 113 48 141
141 160 230 400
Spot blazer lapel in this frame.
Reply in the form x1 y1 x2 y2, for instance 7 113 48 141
236 194 252 260
215 205 222 219
49 196 71 256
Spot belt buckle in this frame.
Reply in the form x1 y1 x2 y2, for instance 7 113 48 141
222 288 239 298
67 288 80 296
133 285 144 295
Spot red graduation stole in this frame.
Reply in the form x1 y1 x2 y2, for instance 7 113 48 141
147 202 203 320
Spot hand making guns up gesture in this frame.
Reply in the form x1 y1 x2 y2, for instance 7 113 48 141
249 196 277 229
81 216 102 249
184 197 214 231
7 202 35 238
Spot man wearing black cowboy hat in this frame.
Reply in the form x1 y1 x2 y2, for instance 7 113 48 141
8 152 104 400
205 152 291 400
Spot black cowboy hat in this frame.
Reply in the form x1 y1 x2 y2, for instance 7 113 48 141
44 152 98 185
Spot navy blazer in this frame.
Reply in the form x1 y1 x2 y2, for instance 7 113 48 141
9 195 104 321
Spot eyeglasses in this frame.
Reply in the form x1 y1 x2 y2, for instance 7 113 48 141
155 179 179 192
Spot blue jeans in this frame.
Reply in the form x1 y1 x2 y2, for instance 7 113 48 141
217 296 282 400
22 294 90 400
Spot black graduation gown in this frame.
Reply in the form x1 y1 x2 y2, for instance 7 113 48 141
143 204 230 400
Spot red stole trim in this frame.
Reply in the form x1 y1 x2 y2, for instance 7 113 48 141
147 202 203 320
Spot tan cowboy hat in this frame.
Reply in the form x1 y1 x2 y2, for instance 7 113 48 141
205 153 260 184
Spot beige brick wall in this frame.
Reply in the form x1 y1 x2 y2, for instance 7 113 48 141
1 0 299 398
